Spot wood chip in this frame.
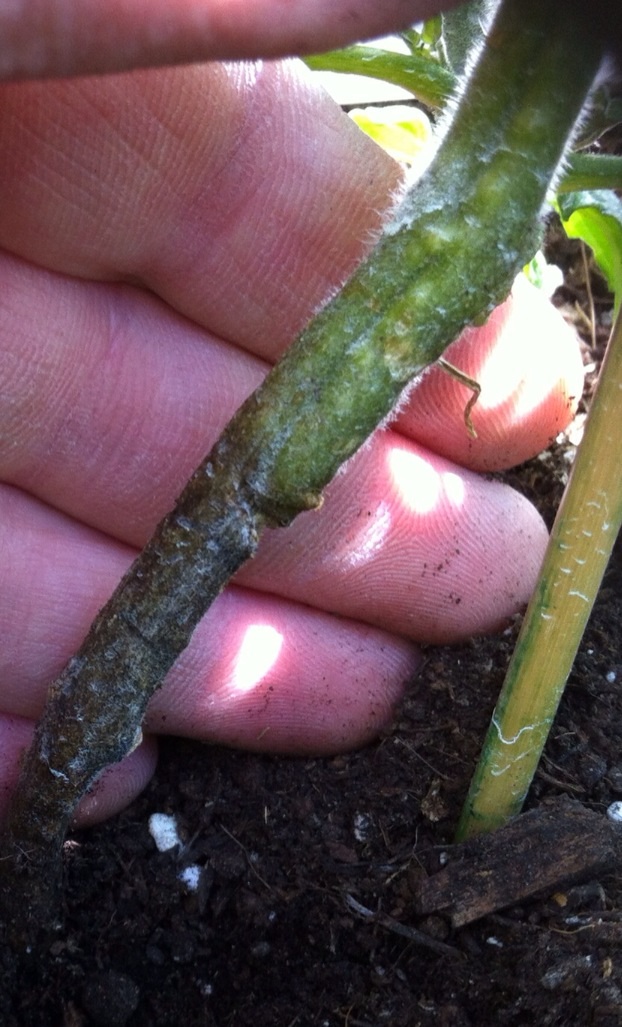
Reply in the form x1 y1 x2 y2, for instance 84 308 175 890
415 798 622 927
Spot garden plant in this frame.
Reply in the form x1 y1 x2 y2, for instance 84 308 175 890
0 0 620 947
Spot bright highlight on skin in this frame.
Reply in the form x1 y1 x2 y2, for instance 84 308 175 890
388 446 466 515
463 276 581 424
229 624 283 694
476 355 569 427
340 499 392 568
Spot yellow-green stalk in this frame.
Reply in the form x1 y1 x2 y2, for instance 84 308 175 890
457 304 622 840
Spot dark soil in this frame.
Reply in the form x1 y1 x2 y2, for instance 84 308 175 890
2 230 621 1027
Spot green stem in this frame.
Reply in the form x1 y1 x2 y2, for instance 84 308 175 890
558 153 622 194
575 86 622 148
441 0 491 77
0 0 605 943
457 303 622 840
304 45 455 110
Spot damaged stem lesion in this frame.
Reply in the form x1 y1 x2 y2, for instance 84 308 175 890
0 0 607 945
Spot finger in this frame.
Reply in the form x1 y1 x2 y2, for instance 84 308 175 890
0 253 268 543
0 714 158 827
1 0 451 80
0 485 418 751
0 254 549 641
398 276 585 471
235 431 549 641
0 62 403 360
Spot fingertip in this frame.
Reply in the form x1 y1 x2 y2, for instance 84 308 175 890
398 276 585 471
381 437 550 642
199 646 418 755
0 715 157 828
434 472 550 641
73 736 158 827
146 588 422 755
0 715 32 822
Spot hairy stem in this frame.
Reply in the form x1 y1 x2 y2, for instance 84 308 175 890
558 154 622 195
0 0 605 943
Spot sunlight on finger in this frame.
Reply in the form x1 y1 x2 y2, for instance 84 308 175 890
228 623 284 694
340 499 392 569
388 445 466 515
447 276 583 425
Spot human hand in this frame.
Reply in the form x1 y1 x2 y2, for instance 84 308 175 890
0 61 583 825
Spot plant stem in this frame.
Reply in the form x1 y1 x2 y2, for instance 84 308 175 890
575 86 622 148
457 303 622 841
558 154 622 194
0 0 605 943
441 0 492 77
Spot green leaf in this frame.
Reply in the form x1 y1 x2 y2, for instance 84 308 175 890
349 104 432 165
305 45 455 110
558 190 622 314
420 15 443 49
399 27 423 53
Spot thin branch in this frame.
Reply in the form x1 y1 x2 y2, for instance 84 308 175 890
457 301 622 839
558 153 622 195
